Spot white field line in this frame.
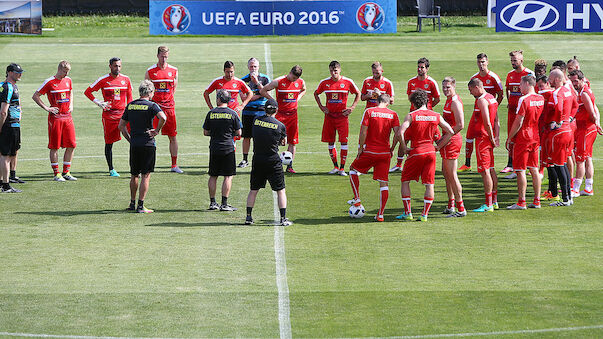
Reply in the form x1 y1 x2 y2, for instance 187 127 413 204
0 324 601 339
265 41 293 339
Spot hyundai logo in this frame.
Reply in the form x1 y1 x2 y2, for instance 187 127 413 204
500 1 559 31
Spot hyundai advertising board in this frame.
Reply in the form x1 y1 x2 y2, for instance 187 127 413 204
149 0 397 35
496 0 603 32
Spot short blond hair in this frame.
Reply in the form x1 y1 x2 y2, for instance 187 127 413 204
509 50 523 57
139 79 155 97
157 46 169 54
58 60 71 70
442 76 456 86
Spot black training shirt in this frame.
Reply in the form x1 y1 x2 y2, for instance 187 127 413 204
203 106 242 154
121 99 163 147
252 115 286 161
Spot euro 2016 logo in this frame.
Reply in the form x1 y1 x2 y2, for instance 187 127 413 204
357 2 385 32
163 4 191 33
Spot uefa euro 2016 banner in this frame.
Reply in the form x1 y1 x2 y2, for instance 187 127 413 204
496 0 603 32
149 0 397 35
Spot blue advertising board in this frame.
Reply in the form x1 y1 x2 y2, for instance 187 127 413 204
149 0 397 35
496 0 603 32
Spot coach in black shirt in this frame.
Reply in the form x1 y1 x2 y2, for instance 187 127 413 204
203 89 242 211
119 80 166 213
245 98 292 226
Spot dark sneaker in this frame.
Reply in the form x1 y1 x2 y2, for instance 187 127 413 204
237 160 249 168
245 216 254 225
136 206 154 213
126 202 136 211
1 186 22 193
280 218 293 226
9 176 25 183
220 204 238 211
208 201 220 210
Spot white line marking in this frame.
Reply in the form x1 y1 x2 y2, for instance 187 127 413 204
0 324 600 339
265 41 293 339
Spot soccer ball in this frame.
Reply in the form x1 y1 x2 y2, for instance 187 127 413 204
280 151 293 166
349 204 366 218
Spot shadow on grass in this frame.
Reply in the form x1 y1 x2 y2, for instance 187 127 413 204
15 209 124 216
146 219 281 227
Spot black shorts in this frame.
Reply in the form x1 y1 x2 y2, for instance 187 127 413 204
209 151 236 176
130 146 156 175
241 115 256 138
0 126 20 156
250 158 285 191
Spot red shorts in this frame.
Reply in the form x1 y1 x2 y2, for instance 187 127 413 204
48 116 76 149
465 119 476 140
321 115 348 143
475 136 495 173
575 125 597 162
512 141 539 171
547 128 573 166
276 111 299 145
440 134 461 159
155 107 177 136
351 151 391 182
540 129 550 167
507 106 517 135
401 151 436 184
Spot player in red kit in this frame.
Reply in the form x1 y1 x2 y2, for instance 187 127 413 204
260 65 306 173
546 70 574 206
204 61 252 114
507 75 544 210
32 60 77 181
460 53 503 172
391 57 440 172
440 77 466 217
468 78 500 212
396 90 453 222
361 61 394 109
503 50 533 177
85 57 133 177
347 93 400 222
145 46 183 173
569 70 603 196
314 60 360 176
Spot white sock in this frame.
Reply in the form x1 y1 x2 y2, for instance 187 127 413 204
573 178 583 192
585 178 593 191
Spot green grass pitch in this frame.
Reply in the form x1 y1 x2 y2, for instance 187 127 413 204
0 16 601 338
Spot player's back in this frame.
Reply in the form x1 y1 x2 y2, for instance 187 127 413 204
472 93 498 137
576 86 596 127
553 86 573 123
362 107 399 153
407 109 440 153
515 93 544 143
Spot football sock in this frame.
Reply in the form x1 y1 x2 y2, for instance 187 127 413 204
280 208 286 219
396 156 403 167
62 162 71 174
349 171 360 200
129 200 135 209
137 199 144 208
402 195 411 215
518 198 526 207
221 196 228 205
379 186 388 216
51 163 60 175
485 192 493 206
9 170 15 178
456 200 465 212
492 190 498 204
507 149 513 167
573 178 583 192
243 153 248 162
465 139 474 167
340 145 348 169
547 167 558 196
2 182 10 189
585 178 593 192
210 197 216 204
246 206 253 216
533 197 540 205
422 197 433 216
448 199 455 209
554 165 569 201
328 146 338 168
171 156 178 167
105 144 114 170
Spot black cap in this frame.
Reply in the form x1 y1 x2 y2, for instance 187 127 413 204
6 63 23 74
265 98 278 113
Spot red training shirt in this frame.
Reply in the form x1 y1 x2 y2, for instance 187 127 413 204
315 76 359 118
360 106 400 154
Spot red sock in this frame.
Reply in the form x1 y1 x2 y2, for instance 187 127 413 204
465 140 474 159
62 162 71 174
485 192 493 206
349 172 360 200
396 156 403 167
51 163 59 175
533 197 541 205
448 199 455 209
518 198 526 207
456 200 465 212
379 187 389 216
402 195 411 214
423 197 433 216
171 156 177 168
340 146 348 169
492 190 498 204
328 147 338 168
